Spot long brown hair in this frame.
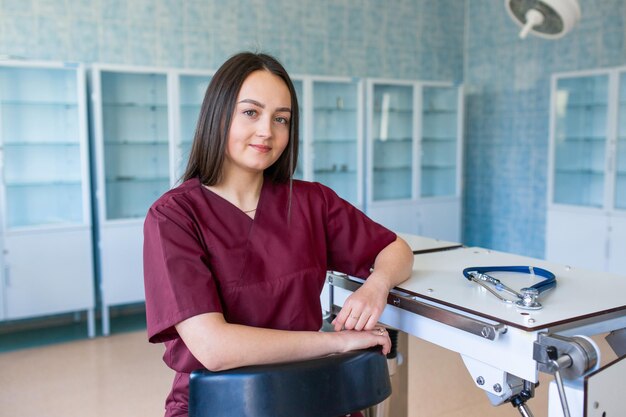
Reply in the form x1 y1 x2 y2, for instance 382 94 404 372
182 52 299 185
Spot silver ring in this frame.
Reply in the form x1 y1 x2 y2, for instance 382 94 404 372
377 328 385 335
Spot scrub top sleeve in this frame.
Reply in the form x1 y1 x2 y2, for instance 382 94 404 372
143 203 223 344
318 184 396 279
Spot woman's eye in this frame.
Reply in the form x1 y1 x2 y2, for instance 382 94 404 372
243 109 257 117
275 116 289 125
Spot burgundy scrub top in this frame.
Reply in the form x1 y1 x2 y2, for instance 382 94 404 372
144 177 396 417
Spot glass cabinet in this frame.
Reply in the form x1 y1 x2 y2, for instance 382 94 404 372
0 61 94 334
365 79 463 240
91 64 176 335
546 69 626 274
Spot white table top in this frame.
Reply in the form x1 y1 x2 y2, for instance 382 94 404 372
396 233 462 253
397 246 626 331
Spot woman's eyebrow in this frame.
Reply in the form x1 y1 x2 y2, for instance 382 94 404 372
237 98 291 113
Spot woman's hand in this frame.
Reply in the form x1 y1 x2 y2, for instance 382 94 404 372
334 326 392 355
332 236 413 332
332 278 389 331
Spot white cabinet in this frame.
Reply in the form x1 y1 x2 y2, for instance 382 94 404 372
546 68 626 273
92 65 213 334
365 79 463 241
293 76 364 207
0 61 95 335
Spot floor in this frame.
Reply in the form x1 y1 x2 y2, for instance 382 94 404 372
0 314 618 417
0 328 173 417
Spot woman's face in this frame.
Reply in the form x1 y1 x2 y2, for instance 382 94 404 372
224 70 291 176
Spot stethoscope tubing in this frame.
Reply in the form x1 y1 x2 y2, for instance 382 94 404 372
462 265 557 294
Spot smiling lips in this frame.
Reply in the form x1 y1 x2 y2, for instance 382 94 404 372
249 144 271 153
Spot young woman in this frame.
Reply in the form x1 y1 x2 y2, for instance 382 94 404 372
143 52 413 417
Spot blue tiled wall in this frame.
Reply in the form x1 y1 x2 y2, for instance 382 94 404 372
464 0 626 258
3 0 624 258
0 0 464 81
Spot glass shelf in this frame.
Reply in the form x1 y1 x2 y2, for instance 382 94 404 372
3 141 79 146
374 137 412 143
1 100 78 107
422 136 456 142
555 168 605 175
422 165 456 170
106 176 170 183
6 179 82 187
314 138 357 143
314 106 358 112
373 107 412 114
564 102 608 110
557 135 606 142
314 167 357 174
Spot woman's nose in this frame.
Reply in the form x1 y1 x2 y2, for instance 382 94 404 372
255 116 272 138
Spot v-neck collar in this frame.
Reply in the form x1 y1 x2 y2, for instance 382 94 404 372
199 177 267 222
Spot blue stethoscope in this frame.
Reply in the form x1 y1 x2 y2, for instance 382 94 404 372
462 266 557 310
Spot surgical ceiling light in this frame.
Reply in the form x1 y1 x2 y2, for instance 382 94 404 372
505 0 581 40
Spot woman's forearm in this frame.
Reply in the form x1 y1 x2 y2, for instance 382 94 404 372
176 312 390 372
369 236 414 289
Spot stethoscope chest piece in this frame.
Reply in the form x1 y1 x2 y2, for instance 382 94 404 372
518 287 542 310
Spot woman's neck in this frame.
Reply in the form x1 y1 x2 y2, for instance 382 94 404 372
205 171 264 214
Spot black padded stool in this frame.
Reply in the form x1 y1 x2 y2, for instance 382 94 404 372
189 347 391 417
